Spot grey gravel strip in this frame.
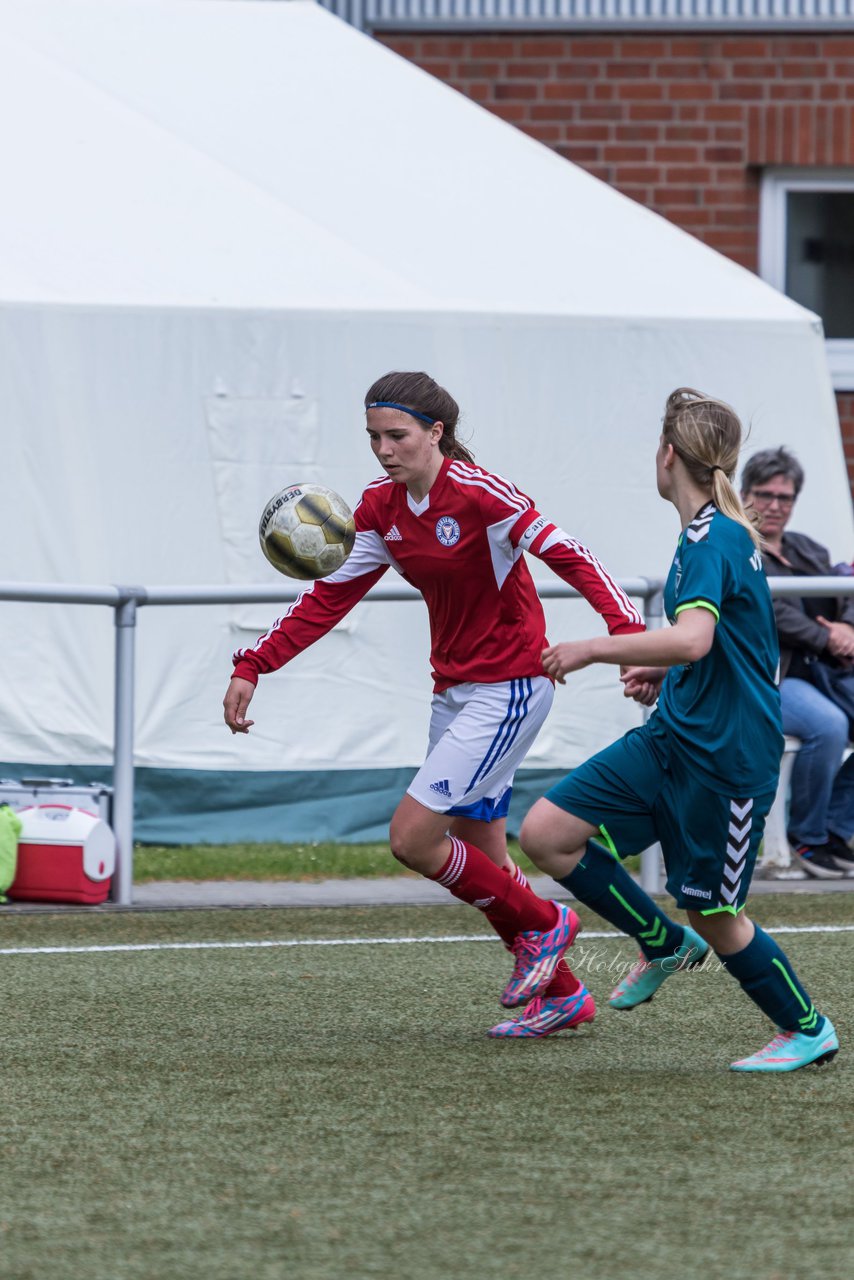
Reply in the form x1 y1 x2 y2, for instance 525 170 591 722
131 871 853 910
2 870 850 914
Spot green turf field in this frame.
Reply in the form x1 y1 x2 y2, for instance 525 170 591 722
132 838 618 882
1 895 852 1280
133 839 412 882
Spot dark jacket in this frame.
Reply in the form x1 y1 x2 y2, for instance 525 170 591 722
762 531 854 680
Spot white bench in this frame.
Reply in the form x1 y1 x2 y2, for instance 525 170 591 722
760 736 802 873
760 737 853 875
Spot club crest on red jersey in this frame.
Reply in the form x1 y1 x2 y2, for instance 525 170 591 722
436 516 461 547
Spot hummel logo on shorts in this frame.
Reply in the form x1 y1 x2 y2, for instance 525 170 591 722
430 779 452 798
384 525 403 541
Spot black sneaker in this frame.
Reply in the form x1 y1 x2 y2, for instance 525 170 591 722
826 832 854 875
789 840 844 880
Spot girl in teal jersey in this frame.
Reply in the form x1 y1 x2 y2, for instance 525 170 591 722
505 388 839 1072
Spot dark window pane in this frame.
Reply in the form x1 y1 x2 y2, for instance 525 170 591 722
785 191 854 339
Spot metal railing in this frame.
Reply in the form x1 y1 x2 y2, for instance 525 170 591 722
319 0 854 31
1 574 851 904
0 577 660 902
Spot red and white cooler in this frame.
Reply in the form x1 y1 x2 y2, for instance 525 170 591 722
9 804 116 904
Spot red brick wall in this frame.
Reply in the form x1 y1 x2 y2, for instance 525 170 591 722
379 31 854 486
839 394 854 491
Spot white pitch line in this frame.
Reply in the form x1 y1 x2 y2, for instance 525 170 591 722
0 923 852 957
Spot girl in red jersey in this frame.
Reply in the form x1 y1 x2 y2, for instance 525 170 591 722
223 372 644 1036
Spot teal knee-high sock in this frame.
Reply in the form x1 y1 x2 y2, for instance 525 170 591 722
720 924 821 1036
558 841 686 961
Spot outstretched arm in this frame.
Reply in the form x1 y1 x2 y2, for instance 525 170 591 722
513 512 645 635
224 525 391 732
231 559 386 685
542 606 716 685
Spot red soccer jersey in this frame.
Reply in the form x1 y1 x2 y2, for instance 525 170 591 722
233 457 643 691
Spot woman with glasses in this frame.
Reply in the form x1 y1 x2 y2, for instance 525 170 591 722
741 447 854 879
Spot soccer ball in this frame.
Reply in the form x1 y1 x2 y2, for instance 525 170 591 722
259 483 356 580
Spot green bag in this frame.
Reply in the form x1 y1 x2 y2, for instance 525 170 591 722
0 804 23 903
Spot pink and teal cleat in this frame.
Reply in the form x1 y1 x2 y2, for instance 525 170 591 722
608 926 709 1010
730 1017 839 1073
500 903 581 1009
489 985 596 1038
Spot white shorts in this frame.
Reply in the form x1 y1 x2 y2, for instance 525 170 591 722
407 677 554 822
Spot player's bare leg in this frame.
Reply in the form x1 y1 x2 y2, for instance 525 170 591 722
389 793 461 876
447 811 590 1029
519 797 596 878
685 908 755 956
521 798 708 1009
389 794 578 1009
449 814 510 870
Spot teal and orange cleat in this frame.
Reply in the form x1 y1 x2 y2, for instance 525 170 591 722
730 1017 839 1073
489 985 596 1039
500 903 581 1009
608 926 709 1010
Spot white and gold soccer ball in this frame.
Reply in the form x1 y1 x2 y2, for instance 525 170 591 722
259 483 356 580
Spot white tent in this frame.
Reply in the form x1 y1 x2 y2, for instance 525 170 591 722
0 0 850 841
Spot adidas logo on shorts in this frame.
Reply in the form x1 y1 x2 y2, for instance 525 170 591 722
429 779 452 798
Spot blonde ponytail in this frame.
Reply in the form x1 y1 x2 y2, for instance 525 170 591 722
663 388 762 548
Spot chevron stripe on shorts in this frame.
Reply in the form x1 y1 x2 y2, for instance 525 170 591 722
719 798 754 906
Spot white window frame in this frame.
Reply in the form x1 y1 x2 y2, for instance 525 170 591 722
759 168 854 392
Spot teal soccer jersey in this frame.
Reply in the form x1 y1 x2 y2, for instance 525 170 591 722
653 502 784 795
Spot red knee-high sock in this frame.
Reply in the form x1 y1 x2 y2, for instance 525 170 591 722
485 865 535 949
429 838 558 935
506 866 581 997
